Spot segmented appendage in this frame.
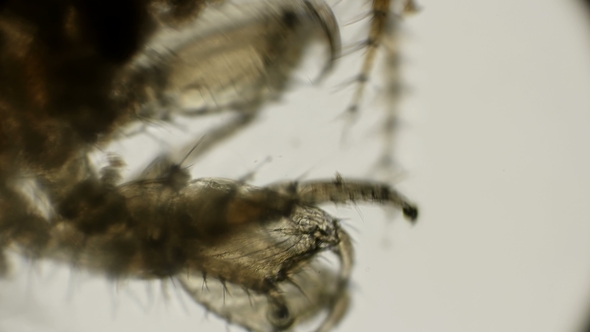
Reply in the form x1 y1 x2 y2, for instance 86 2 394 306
338 0 419 182
0 0 418 331
346 0 418 116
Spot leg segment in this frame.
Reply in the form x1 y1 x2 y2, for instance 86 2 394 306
346 0 419 115
268 175 418 222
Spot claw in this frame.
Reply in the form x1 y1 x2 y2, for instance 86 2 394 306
304 0 342 80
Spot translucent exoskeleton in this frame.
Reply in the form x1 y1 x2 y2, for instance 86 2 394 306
0 0 418 331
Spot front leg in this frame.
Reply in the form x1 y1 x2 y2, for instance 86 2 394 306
268 174 418 222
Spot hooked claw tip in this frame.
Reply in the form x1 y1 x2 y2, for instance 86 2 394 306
304 0 341 82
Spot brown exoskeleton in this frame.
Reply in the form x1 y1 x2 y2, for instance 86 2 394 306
0 0 418 331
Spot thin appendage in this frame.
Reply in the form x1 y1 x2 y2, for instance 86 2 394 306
238 156 272 183
315 229 354 332
268 176 418 222
345 0 417 115
346 0 391 115
164 111 259 173
335 229 353 283
373 16 403 181
180 113 257 165
126 110 259 185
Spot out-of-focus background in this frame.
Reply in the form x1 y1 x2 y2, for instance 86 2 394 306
2 0 590 331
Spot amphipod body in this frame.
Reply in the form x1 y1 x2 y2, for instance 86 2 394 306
0 0 418 331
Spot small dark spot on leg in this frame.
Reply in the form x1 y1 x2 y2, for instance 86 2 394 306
403 204 419 222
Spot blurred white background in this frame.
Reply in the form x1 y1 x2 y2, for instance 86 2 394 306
2 0 590 332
